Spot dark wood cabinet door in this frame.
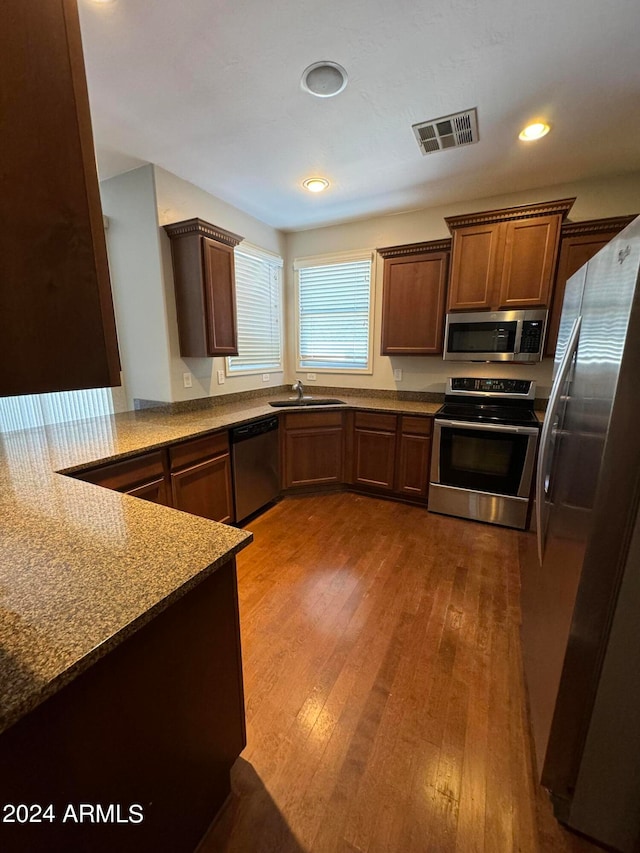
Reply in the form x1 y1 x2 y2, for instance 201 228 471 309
381 251 449 354
171 455 234 523
202 237 238 355
498 214 562 308
353 429 397 489
164 219 242 357
1 0 120 396
126 477 171 506
396 434 431 498
283 428 345 488
545 217 635 356
74 450 171 507
447 223 502 310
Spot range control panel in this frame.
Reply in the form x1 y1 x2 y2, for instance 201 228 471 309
449 378 534 395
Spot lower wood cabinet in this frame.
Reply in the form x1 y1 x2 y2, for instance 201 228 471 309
74 450 170 506
170 433 234 523
396 416 432 499
350 411 433 503
352 412 397 489
72 431 234 523
281 411 345 489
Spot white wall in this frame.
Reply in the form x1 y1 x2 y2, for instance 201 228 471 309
285 171 640 399
100 165 173 408
153 166 287 401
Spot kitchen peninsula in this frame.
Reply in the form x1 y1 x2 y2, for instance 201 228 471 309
0 391 444 852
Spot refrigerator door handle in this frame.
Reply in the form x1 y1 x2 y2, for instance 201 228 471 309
536 315 582 566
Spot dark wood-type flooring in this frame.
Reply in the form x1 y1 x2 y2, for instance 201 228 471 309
200 492 602 853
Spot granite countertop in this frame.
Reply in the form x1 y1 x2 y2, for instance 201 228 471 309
0 393 440 736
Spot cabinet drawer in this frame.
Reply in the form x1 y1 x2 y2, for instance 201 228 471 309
76 451 165 491
354 411 397 433
401 415 432 437
169 432 229 470
284 411 343 430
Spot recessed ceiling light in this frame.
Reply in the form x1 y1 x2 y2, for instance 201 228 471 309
301 62 348 98
519 122 551 141
303 178 330 193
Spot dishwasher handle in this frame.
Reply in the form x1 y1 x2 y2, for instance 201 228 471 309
231 416 279 443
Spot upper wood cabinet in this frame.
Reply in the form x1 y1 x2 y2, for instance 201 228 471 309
378 240 450 355
1 0 120 397
164 218 243 357
545 215 637 356
445 199 575 311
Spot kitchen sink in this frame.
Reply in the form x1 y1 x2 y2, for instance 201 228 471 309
269 398 346 407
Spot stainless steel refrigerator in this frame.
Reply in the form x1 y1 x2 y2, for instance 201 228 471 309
520 214 640 852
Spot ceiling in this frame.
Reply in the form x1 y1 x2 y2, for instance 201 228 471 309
78 0 640 232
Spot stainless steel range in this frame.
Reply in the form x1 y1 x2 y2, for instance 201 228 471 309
429 377 540 529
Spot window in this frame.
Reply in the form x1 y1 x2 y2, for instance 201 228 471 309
295 251 374 373
0 387 114 433
227 245 283 375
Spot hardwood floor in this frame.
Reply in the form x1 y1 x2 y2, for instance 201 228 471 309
200 492 602 853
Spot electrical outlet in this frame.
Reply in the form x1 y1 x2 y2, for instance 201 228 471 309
393 368 403 381
183 372 192 388
306 373 317 381
262 374 270 382
217 370 225 385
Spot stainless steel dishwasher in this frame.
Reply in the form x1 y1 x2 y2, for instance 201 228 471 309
230 416 280 522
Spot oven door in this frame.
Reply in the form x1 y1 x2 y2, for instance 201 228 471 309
430 418 539 528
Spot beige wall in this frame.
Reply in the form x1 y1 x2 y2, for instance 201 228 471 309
101 165 173 408
285 171 640 398
153 166 287 402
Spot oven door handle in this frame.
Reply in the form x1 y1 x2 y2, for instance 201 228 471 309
535 315 582 566
435 419 539 436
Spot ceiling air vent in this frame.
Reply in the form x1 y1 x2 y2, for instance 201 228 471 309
412 108 479 155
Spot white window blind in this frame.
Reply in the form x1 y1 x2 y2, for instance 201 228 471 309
227 246 283 374
0 387 114 433
296 253 373 372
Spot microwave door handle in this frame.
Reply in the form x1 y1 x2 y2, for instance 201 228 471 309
535 315 582 566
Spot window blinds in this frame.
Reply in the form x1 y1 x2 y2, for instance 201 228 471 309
297 257 372 371
227 248 283 374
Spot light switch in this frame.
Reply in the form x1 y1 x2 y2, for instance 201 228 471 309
262 374 270 382
217 370 225 385
306 373 317 380
183 372 192 388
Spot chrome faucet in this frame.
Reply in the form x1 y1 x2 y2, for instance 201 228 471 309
292 380 305 401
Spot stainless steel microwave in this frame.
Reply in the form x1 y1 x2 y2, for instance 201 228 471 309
443 309 548 362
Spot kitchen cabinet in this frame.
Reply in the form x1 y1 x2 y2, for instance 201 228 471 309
281 411 345 489
1 0 120 397
164 218 243 357
349 411 433 503
352 412 397 489
545 215 636 356
445 199 575 311
75 450 170 506
170 432 234 523
396 416 432 499
378 241 450 354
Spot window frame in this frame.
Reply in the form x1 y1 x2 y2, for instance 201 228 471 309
294 248 376 375
225 242 284 377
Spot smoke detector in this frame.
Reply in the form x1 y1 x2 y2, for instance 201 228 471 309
301 62 348 98
412 108 479 155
